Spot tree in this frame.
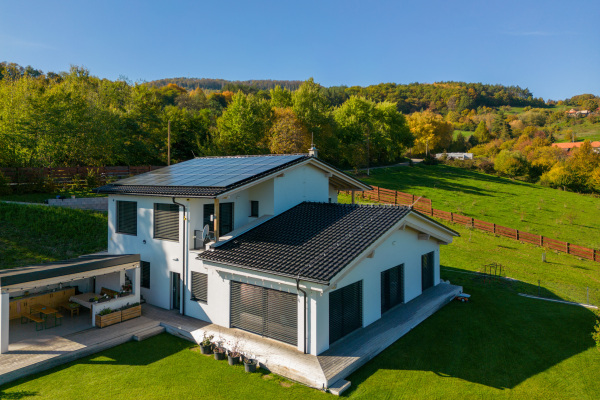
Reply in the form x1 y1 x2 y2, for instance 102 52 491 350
539 163 575 190
268 108 311 154
474 121 491 143
494 150 528 178
216 91 272 155
407 111 453 155
491 111 512 140
292 78 330 134
270 86 292 108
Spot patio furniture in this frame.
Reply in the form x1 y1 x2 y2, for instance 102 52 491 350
20 313 45 331
54 313 64 327
30 304 59 328
59 302 80 317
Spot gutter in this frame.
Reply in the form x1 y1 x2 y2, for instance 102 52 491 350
172 197 187 315
296 276 308 354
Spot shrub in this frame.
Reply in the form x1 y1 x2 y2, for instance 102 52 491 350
494 150 529 178
0 171 11 195
593 310 600 352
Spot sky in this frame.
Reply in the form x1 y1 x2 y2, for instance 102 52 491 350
1 0 599 100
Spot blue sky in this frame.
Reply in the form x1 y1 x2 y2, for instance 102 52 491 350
1 0 598 100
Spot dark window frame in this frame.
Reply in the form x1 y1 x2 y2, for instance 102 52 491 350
250 200 259 217
141 261 150 289
203 202 234 236
116 200 137 235
154 203 180 241
421 251 435 291
191 271 208 303
381 264 404 314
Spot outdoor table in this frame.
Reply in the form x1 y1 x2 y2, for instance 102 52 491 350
29 304 59 328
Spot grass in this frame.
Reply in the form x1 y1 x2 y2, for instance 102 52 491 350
2 278 598 399
453 130 473 139
343 164 600 249
0 203 108 269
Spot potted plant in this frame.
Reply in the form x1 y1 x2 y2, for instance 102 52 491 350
200 333 214 355
213 346 225 361
226 337 242 366
120 302 142 321
95 307 122 328
243 357 257 373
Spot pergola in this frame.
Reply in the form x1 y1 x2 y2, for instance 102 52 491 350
0 254 140 354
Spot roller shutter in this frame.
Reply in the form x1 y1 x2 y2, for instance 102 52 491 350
191 272 208 302
421 251 435 291
140 261 150 289
329 280 363 345
381 264 404 314
116 201 137 235
230 281 297 346
154 203 180 241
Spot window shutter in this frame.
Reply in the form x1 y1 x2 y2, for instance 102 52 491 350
116 201 137 235
141 261 150 289
381 264 404 314
154 203 180 241
191 272 208 302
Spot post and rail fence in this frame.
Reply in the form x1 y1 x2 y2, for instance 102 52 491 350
0 166 164 186
342 185 600 264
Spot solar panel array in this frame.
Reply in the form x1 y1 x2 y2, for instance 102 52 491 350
115 155 306 188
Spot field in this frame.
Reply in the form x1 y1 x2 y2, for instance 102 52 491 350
553 119 600 143
343 164 600 250
0 202 108 268
0 189 105 204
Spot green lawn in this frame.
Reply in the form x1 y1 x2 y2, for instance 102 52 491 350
343 164 600 249
453 129 473 139
0 203 108 269
2 278 597 399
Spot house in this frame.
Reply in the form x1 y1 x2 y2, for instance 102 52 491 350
551 141 600 153
435 152 474 160
91 151 461 388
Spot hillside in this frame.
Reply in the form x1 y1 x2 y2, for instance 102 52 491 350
344 164 600 250
146 77 304 92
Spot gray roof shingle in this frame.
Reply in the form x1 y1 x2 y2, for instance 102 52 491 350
198 202 412 284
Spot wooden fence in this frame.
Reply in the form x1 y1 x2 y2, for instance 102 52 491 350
343 185 600 263
0 166 164 184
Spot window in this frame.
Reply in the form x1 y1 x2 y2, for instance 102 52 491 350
116 201 137 235
421 251 435 291
203 203 234 236
381 264 404 314
154 203 180 241
141 261 150 289
191 272 208 302
250 201 259 217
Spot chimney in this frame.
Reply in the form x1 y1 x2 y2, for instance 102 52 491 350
308 133 318 157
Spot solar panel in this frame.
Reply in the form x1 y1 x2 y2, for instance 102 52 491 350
114 155 307 188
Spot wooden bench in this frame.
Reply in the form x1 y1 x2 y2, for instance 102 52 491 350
54 313 64 327
100 287 119 298
21 313 44 331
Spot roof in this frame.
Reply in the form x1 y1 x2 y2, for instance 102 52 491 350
551 141 600 149
199 202 417 284
0 254 140 289
94 154 370 198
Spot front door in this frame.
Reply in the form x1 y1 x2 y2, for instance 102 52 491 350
172 272 181 311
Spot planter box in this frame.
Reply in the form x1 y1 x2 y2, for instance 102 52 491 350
95 310 122 328
121 305 142 322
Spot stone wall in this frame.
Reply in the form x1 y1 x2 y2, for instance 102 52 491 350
47 197 108 211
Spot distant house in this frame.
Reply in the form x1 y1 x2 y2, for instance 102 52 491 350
435 152 474 160
551 141 600 153
566 109 591 118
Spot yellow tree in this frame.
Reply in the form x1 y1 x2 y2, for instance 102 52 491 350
407 111 453 155
268 108 311 154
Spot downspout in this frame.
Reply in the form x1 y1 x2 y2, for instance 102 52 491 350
172 198 187 315
296 276 308 354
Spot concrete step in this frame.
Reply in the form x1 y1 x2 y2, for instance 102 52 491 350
329 379 351 396
133 326 165 341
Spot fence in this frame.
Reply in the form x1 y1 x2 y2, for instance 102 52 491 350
343 185 600 264
0 166 164 184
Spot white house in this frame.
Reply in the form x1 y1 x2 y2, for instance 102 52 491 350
95 153 459 359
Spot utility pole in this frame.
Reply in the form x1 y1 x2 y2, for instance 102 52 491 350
167 120 171 166
367 130 370 176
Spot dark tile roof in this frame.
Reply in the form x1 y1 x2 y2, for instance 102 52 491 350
198 202 411 284
95 154 310 198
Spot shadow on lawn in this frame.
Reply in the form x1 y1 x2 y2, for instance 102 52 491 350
0 391 38 399
345 267 597 395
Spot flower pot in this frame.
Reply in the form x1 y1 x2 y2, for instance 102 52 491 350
228 354 240 366
200 344 212 355
214 349 225 360
244 360 257 373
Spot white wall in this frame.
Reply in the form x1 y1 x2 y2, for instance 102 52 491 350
314 227 440 354
273 164 330 214
95 271 121 293
0 290 8 353
108 195 184 310
328 185 338 203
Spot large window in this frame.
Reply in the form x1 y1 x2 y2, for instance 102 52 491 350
250 201 259 217
329 280 363 345
154 203 180 241
116 200 137 235
203 203 234 236
381 264 404 314
191 272 208 303
141 261 150 289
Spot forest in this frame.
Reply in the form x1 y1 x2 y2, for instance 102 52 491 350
0 61 599 193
